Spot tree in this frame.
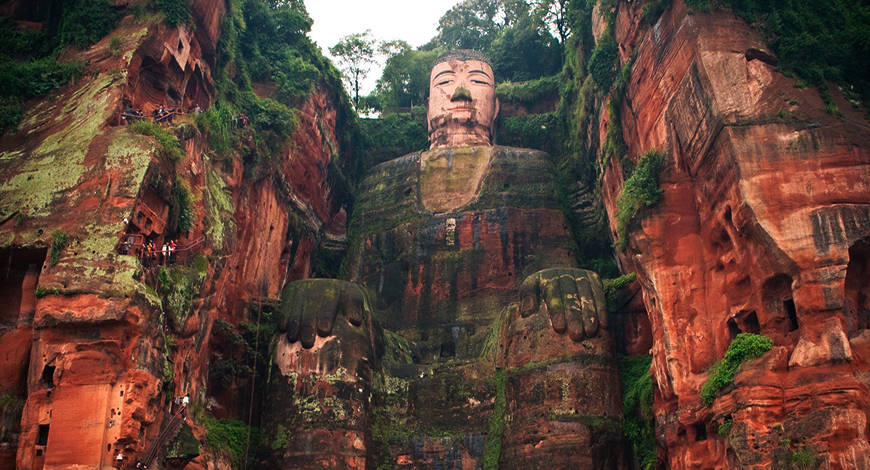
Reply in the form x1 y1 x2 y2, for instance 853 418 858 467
433 0 536 51
330 31 377 110
531 0 572 44
490 17 562 81
374 41 439 110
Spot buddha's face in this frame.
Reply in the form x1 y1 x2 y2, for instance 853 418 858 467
427 59 499 148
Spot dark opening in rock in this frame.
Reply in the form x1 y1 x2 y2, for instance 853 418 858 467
694 423 708 441
784 299 798 331
727 318 742 340
744 311 761 334
845 238 870 333
36 424 49 446
42 365 55 388
440 341 455 358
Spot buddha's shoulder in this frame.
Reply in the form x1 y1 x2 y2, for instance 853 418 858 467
359 151 422 193
366 151 422 176
492 145 551 160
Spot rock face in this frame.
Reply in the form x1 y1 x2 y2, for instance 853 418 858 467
601 0 870 467
0 2 354 469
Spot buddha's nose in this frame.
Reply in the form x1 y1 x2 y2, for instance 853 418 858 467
450 86 472 102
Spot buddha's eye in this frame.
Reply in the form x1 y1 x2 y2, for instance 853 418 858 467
471 79 490 86
437 79 453 86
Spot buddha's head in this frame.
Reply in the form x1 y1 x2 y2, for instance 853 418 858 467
428 50 499 149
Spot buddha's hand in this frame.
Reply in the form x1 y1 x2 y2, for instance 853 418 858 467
277 279 371 352
519 268 608 341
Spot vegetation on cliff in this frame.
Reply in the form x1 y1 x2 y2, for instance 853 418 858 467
198 0 355 172
0 18 84 131
701 333 774 405
204 416 260 468
615 150 666 251
685 0 870 110
620 355 655 470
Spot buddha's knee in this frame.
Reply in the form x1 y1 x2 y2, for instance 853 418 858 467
261 279 375 469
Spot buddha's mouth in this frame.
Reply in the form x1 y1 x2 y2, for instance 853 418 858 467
448 106 474 112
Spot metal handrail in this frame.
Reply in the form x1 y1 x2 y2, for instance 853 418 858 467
140 407 186 468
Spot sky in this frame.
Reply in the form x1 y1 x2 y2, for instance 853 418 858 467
305 0 463 95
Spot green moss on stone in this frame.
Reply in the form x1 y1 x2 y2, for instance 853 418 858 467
204 167 235 250
483 368 506 470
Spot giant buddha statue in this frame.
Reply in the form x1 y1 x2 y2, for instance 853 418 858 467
260 50 626 470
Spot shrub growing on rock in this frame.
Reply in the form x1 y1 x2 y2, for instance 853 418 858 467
701 333 773 405
616 150 666 250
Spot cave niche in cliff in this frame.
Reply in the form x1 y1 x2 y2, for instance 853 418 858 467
41 364 55 388
727 310 761 341
845 238 870 335
35 424 48 446
0 247 47 326
762 274 798 338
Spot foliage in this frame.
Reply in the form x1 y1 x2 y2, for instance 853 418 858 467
496 112 565 157
701 333 773 405
373 43 438 110
620 355 656 470
718 418 732 436
131 121 184 161
204 417 259 468
642 0 673 24
108 37 122 58
496 74 560 105
587 30 619 93
0 56 83 99
0 17 47 57
58 0 118 49
330 30 378 110
535 0 572 43
490 15 562 81
157 0 191 27
602 60 633 168
194 106 236 154
483 368 506 470
0 97 21 132
205 0 354 167
271 424 290 450
35 286 48 298
356 108 428 169
162 352 175 384
791 448 817 469
157 258 206 331
615 150 666 251
50 229 68 266
433 0 507 51
603 272 636 310
427 0 563 82
170 176 195 233
684 0 870 106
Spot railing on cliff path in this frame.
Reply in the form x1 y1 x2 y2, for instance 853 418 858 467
116 235 206 289
140 406 187 469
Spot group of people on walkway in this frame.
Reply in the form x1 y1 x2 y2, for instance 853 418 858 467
153 106 177 123
140 239 179 267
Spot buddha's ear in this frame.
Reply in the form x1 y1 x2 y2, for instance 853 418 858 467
494 97 500 120
427 97 432 135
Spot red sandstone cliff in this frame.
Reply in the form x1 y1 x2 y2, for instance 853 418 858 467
601 1 870 468
0 1 353 468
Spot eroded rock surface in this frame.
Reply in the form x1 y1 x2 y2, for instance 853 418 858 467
601 1 870 467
